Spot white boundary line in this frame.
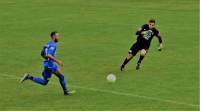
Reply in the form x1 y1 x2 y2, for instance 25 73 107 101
0 73 199 108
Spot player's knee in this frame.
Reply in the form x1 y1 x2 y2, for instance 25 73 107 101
43 80 49 85
127 54 133 59
127 56 132 60
140 49 146 56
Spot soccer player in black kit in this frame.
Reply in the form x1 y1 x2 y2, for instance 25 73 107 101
120 19 163 71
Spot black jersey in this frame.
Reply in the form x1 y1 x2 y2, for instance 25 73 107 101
136 24 159 45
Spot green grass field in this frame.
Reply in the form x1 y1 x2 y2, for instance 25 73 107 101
0 0 199 111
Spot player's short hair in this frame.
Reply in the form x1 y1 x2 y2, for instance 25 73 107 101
50 31 58 37
149 19 156 23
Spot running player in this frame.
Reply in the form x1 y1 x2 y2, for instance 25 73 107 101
121 19 163 71
20 31 75 95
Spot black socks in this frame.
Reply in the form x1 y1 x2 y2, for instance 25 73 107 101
137 55 144 64
122 58 130 66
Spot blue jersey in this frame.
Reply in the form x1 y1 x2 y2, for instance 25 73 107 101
42 41 57 68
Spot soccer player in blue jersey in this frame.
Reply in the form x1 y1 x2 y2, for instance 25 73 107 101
20 31 75 95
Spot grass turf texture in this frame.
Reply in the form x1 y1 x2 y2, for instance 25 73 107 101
0 0 199 110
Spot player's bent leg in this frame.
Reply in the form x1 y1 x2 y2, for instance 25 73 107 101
20 73 49 85
140 49 147 56
121 54 132 71
121 51 135 71
29 68 52 85
121 43 140 71
54 69 69 95
136 49 147 70
54 69 75 95
31 77 49 85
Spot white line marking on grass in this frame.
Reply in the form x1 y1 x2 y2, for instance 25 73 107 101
0 73 199 108
68 85 199 108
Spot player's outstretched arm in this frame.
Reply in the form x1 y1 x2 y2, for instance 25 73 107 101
136 27 142 35
47 54 64 67
156 32 163 51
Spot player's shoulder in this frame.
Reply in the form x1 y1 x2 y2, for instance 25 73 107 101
142 24 149 28
152 28 159 36
47 41 56 47
153 28 159 32
46 41 56 51
141 24 149 30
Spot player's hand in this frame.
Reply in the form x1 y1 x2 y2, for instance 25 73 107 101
158 43 163 51
141 31 148 35
57 60 64 67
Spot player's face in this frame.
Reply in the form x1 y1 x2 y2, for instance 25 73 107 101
53 33 60 43
148 22 155 29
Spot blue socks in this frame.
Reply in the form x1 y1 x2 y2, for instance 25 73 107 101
28 76 48 85
27 74 68 92
58 74 68 91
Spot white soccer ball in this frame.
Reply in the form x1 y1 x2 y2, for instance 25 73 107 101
106 74 116 83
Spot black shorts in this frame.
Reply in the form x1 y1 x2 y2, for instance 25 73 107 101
128 42 150 56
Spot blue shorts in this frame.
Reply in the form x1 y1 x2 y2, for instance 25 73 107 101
42 62 58 81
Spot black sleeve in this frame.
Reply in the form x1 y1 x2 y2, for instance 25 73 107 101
135 24 147 35
136 30 141 35
157 36 162 43
155 29 162 43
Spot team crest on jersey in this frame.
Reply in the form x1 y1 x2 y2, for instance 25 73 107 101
50 47 55 50
143 30 154 40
